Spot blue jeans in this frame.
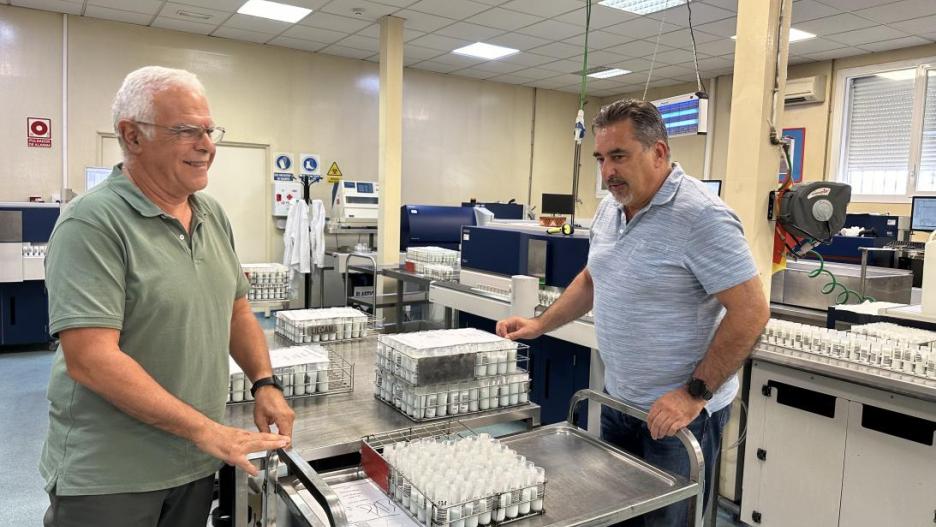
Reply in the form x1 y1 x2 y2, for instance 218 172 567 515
600 402 730 527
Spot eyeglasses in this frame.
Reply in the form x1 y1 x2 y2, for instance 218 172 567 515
133 121 226 143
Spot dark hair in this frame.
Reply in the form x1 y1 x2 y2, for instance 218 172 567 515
592 99 669 153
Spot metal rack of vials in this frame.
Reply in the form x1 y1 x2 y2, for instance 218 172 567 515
761 319 936 383
23 243 47 258
848 322 936 346
242 263 290 302
375 328 531 421
405 246 460 281
538 286 593 318
275 307 371 344
227 344 354 403
369 431 546 527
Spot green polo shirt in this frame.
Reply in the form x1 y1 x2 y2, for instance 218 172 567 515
40 164 249 496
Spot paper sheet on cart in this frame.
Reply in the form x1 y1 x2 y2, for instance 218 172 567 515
332 478 420 527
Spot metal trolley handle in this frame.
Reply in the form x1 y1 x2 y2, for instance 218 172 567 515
274 447 350 527
566 389 705 527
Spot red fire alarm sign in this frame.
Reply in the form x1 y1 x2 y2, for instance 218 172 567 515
27 117 52 148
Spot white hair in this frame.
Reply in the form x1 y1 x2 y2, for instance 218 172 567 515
112 66 206 153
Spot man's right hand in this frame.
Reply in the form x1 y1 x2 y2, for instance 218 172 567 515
496 317 545 340
193 421 291 476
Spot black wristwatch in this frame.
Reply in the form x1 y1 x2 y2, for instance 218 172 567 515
686 377 713 401
250 376 284 397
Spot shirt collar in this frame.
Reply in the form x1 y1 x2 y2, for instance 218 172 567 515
107 163 210 220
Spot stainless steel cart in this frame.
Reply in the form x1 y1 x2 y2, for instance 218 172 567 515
249 389 704 527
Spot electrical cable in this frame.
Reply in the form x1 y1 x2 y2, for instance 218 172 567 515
724 398 748 451
685 0 706 94
577 0 593 111
643 12 668 101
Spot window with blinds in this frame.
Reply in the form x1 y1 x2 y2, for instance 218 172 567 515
837 65 936 197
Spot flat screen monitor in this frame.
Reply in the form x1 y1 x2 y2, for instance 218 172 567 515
541 193 575 215
911 196 936 232
702 179 722 197
85 167 111 190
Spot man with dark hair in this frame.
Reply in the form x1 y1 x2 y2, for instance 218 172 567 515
498 98 769 526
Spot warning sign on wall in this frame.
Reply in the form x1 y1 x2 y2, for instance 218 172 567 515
27 117 52 148
326 162 343 183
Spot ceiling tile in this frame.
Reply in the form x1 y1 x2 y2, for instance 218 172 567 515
84 5 153 24
498 52 560 67
464 7 540 31
298 11 372 32
536 59 584 73
485 32 551 51
890 14 936 35
604 39 674 58
371 0 417 6
516 19 584 40
513 66 564 80
647 63 695 78
268 35 328 51
452 67 499 79
796 13 878 37
281 24 350 44
528 73 580 88
825 25 908 46
499 0 583 18
787 36 848 54
563 30 633 50
171 0 244 10
212 26 274 44
151 16 217 34
523 78 567 89
582 50 633 68
402 44 444 60
858 35 932 52
319 44 375 59
392 9 456 32
652 48 708 65
356 23 424 38
407 32 471 51
617 56 654 72
320 0 399 21
336 34 380 51
221 13 293 34
653 27 721 47
469 59 528 74
87 0 162 15
804 47 868 61
693 37 735 56
790 0 840 24
553 4 640 29
528 41 585 59
815 0 899 10
411 60 461 73
646 3 736 27
693 17 738 37
488 73 541 84
421 51 484 67
10 0 82 15
602 18 680 39
435 21 503 40
695 55 734 70
158 3 230 25
407 0 489 19
854 0 935 24
700 0 737 11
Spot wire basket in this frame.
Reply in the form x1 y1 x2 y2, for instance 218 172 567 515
361 422 546 527
275 308 380 345
227 348 353 404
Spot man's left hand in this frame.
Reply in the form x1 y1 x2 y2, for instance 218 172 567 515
253 386 295 440
647 387 707 440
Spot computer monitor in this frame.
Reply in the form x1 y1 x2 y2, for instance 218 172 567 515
702 179 722 197
85 167 110 190
911 196 936 232
541 193 575 215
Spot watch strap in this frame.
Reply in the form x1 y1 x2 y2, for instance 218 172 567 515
250 376 283 397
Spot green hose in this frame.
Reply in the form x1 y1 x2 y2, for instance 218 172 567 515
806 250 876 305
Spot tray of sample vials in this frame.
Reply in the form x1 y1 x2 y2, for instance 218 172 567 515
360 424 546 527
227 345 354 404
275 307 377 344
758 319 936 390
242 263 290 302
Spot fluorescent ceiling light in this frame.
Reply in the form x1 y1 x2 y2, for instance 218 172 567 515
877 69 916 81
452 42 519 60
731 28 817 43
588 68 632 79
599 0 690 15
237 0 312 23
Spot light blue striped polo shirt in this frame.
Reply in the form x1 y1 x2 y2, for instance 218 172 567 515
587 163 758 413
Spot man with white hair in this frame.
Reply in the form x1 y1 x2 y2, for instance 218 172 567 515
39 66 294 526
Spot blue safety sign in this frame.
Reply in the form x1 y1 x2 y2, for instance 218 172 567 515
275 155 292 171
303 157 318 172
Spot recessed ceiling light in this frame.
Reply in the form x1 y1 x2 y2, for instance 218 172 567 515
877 69 916 81
731 28 817 43
237 0 312 23
588 68 632 79
598 0 691 15
452 42 519 60
177 9 212 20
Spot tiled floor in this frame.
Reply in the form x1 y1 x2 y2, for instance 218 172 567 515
1 334 746 527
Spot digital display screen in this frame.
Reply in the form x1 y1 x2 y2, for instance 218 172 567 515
657 97 701 137
541 193 575 215
702 180 722 197
911 196 936 232
356 182 374 194
344 181 355 188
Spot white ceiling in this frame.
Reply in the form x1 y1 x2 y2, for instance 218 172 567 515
5 0 936 97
